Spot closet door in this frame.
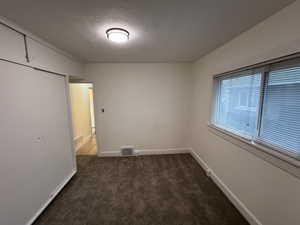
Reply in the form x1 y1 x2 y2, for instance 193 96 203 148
0 61 75 225
0 24 27 64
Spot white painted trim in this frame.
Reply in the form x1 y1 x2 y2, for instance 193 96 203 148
189 150 210 171
26 169 76 225
98 151 121 157
190 149 262 225
98 148 190 157
136 148 190 156
65 76 77 171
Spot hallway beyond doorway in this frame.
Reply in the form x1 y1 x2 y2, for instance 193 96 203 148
69 83 98 156
76 135 97 155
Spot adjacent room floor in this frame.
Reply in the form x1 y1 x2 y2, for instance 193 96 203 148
76 136 98 155
33 154 249 225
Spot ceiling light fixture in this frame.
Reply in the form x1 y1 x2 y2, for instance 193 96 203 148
106 28 129 43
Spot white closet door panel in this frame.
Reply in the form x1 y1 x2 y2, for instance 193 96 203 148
0 61 75 225
27 38 83 77
0 24 27 64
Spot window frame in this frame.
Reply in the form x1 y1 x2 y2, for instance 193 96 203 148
210 55 300 169
212 70 262 139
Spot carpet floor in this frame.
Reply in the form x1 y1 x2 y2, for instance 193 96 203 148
33 154 249 225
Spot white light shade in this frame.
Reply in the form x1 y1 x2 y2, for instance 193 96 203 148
106 28 129 43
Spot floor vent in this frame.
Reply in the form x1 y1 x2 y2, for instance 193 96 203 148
121 146 135 156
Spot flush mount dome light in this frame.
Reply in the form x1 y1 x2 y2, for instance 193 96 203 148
106 28 129 43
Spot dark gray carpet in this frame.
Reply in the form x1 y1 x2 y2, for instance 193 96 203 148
34 154 249 225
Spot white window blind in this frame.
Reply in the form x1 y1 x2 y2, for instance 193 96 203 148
258 66 300 158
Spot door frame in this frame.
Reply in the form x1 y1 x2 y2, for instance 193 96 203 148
64 76 78 170
88 87 96 136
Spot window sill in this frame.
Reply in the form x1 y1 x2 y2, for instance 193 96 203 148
207 123 300 179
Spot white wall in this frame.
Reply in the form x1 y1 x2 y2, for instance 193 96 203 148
189 1 300 225
85 63 192 153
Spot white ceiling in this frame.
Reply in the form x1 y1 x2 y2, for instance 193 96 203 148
0 0 294 62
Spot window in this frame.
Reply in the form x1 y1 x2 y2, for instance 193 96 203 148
258 66 300 158
212 58 300 162
213 73 261 138
238 91 248 107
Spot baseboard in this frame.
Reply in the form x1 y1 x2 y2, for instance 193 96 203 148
98 148 190 157
26 169 77 225
190 149 262 225
136 148 190 155
98 151 121 157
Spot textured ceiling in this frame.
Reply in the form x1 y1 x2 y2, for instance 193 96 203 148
0 0 294 62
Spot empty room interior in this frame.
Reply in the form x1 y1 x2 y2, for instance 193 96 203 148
1 0 300 225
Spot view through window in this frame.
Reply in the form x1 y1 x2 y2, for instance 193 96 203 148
213 60 300 161
215 73 261 138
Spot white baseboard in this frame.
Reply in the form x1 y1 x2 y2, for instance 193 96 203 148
26 169 77 225
190 150 262 225
136 148 190 155
98 151 121 157
98 148 190 157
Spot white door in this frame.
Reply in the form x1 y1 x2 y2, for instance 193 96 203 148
0 61 75 225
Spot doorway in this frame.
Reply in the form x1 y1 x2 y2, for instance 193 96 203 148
69 83 98 155
88 87 96 136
